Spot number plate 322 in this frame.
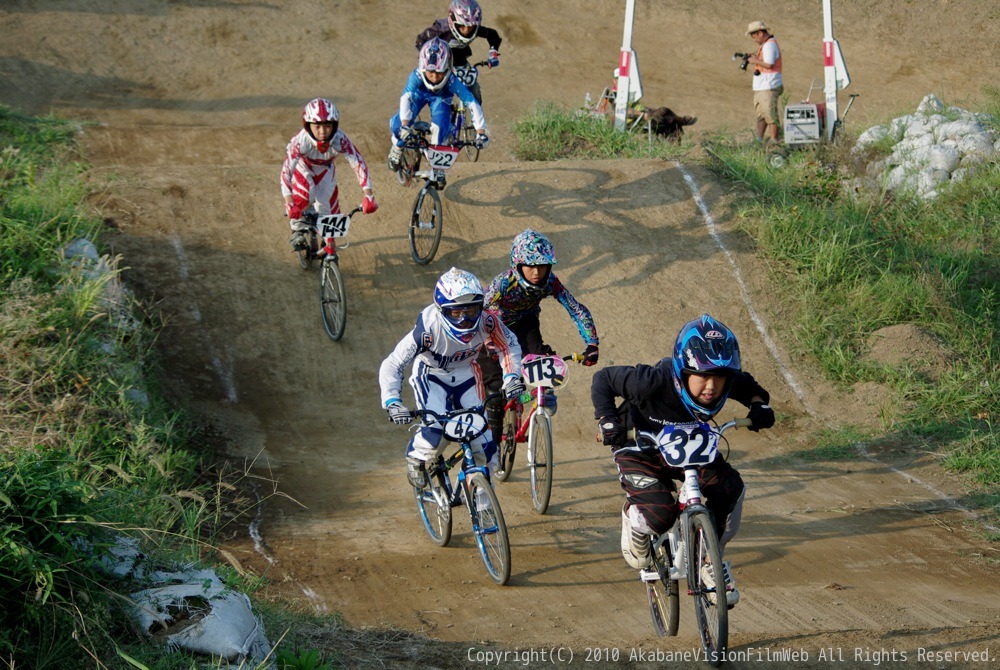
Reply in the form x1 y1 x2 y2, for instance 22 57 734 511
654 422 719 467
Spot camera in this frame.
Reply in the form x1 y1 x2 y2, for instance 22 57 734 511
732 52 750 71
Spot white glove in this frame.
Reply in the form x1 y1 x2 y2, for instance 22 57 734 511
395 125 412 147
502 375 526 400
387 402 412 425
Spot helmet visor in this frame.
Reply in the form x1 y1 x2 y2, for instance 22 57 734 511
442 304 482 328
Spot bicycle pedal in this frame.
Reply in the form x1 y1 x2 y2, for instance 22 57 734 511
638 568 660 582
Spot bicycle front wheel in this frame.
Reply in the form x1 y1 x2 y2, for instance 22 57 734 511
647 542 679 636
527 412 553 514
319 259 347 341
468 472 510 585
414 471 453 547
494 405 519 482
687 511 728 666
460 123 480 162
408 185 442 265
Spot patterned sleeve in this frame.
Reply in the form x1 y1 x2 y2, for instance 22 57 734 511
484 272 507 309
335 131 372 192
485 312 522 379
378 328 421 406
279 135 300 197
551 275 599 346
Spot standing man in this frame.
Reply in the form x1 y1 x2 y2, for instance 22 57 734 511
744 20 783 145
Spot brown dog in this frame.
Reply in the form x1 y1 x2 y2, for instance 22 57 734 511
642 107 698 142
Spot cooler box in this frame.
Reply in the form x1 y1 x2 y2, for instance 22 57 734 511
783 103 823 145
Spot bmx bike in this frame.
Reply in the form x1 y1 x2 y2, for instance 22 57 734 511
292 205 361 341
630 417 753 667
408 393 512 585
393 121 484 265
449 59 490 162
494 352 583 514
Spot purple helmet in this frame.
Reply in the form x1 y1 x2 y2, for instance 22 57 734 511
418 38 452 92
510 229 556 296
448 0 482 44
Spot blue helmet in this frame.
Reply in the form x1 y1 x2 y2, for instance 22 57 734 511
510 229 556 296
668 314 742 419
433 268 485 342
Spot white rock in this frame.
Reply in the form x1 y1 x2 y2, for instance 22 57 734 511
928 145 960 172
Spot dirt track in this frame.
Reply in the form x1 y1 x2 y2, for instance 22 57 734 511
3 1 999 668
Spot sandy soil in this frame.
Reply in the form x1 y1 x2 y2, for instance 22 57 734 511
2 1 999 668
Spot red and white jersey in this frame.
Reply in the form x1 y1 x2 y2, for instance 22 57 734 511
379 306 522 407
279 128 372 197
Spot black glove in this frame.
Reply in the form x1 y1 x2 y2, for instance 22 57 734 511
599 416 625 447
747 401 774 432
581 344 599 367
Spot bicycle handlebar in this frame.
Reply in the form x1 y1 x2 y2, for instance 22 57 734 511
407 391 504 422
626 417 753 443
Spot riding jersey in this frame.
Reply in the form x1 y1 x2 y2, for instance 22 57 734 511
379 306 521 407
484 268 599 346
280 128 371 201
591 360 770 430
397 69 486 132
415 19 502 67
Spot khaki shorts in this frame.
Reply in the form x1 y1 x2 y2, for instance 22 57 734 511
753 86 784 124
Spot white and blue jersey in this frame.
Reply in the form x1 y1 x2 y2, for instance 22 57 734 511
389 69 486 146
379 306 520 467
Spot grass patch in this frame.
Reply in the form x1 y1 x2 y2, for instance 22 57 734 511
512 101 690 161
703 90 1000 512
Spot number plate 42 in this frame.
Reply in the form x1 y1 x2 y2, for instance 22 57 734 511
655 422 719 467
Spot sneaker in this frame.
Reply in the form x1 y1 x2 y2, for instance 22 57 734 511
620 505 652 570
289 230 309 251
387 146 402 171
406 457 427 488
700 559 740 608
540 389 558 415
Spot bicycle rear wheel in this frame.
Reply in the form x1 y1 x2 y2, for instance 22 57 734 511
408 185 442 265
396 147 420 186
460 122 480 162
646 543 679 636
527 412 553 514
414 470 453 547
494 405 519 482
467 472 510 585
687 511 728 666
319 258 347 341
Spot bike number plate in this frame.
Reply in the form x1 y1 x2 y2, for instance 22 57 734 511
654 422 719 467
442 411 487 441
520 354 569 389
316 214 351 238
453 65 479 87
424 145 460 170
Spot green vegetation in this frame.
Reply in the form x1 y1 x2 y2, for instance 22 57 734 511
0 105 246 668
512 93 999 529
512 102 690 161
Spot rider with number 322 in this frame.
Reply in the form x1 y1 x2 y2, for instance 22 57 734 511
378 268 525 490
477 229 600 444
590 314 776 608
415 0 502 104
281 98 378 252
388 38 488 172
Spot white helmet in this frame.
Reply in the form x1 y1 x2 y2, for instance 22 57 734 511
448 0 482 44
433 268 485 341
301 98 339 151
418 38 452 92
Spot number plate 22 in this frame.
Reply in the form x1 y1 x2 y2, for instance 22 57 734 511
654 422 719 467
424 145 460 170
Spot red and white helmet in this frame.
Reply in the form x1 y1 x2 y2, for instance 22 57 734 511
418 38 452 92
448 0 482 44
302 98 339 150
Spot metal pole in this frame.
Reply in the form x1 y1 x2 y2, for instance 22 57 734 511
614 0 637 131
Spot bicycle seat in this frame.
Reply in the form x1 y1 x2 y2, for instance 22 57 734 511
411 121 432 136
